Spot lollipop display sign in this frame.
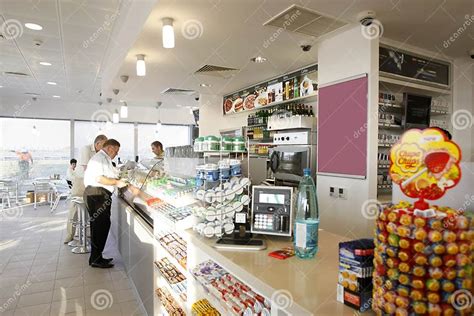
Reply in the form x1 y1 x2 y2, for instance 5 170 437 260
389 128 462 209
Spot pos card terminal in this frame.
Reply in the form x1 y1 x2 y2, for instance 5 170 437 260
251 186 293 237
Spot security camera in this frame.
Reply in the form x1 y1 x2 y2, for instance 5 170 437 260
33 39 43 47
469 48 474 59
120 75 129 83
301 45 312 52
195 96 200 101
32 97 37 101
357 10 376 26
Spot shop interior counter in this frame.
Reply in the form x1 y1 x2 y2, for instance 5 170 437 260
185 228 371 315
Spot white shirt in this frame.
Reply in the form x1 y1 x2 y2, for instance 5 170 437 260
66 166 76 181
79 144 96 170
84 150 118 193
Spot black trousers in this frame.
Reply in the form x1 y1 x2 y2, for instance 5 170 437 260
66 180 73 188
84 186 112 264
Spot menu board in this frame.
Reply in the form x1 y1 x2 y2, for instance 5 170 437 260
222 64 318 115
379 46 450 87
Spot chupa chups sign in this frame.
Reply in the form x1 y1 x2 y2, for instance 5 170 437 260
389 128 461 210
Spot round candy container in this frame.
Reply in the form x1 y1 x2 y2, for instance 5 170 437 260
387 246 399 258
414 227 428 241
386 222 397 234
399 262 410 273
431 243 446 255
383 302 396 314
441 280 455 292
411 278 425 290
458 241 470 254
412 266 426 277
387 211 400 223
429 218 443 230
399 213 412 226
397 225 411 238
443 267 457 280
398 249 411 262
429 267 443 279
426 279 441 292
427 291 441 304
388 234 400 247
413 241 425 253
429 254 443 267
412 301 427 314
440 303 455 316
456 253 470 266
397 285 410 298
398 273 411 286
387 268 400 281
395 307 408 316
387 257 400 269
428 303 442 316
395 296 409 308
398 238 411 249
410 289 424 301
413 216 426 228
456 215 469 230
414 253 428 265
428 230 443 243
384 279 398 291
445 243 459 255
383 291 396 303
443 230 457 243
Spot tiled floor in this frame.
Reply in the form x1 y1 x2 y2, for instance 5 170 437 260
0 201 145 316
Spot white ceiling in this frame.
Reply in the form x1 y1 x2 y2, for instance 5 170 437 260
107 0 473 108
0 0 121 103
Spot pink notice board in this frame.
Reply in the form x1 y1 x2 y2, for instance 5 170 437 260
317 75 368 178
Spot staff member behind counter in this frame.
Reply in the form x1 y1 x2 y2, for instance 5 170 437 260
84 139 130 268
151 140 164 159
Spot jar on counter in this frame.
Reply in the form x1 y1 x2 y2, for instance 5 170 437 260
221 136 233 152
229 159 242 176
205 163 219 181
194 137 204 152
218 162 230 180
205 136 220 151
233 137 246 152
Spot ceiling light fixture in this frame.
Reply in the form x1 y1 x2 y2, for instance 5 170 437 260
120 102 128 118
52 95 60 98
113 110 120 124
0 85 3 88
47 81 57 85
251 56 267 63
200 83 211 87
136 54 146 76
162 18 175 48
156 102 162 128
25 23 43 30
39 62 51 66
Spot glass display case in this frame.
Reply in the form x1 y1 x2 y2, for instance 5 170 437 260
119 159 197 229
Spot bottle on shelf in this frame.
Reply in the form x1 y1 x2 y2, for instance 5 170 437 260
294 168 319 259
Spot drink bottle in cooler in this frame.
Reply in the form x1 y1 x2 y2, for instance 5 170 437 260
294 168 319 258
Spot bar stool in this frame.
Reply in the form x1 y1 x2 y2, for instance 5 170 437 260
70 197 90 254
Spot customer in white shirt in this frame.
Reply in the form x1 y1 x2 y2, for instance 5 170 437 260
84 139 127 268
65 159 77 188
63 134 107 244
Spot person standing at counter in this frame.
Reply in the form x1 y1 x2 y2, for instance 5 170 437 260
84 139 127 268
65 159 77 188
151 141 164 159
63 135 107 244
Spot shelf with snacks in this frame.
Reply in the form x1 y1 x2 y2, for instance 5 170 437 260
154 258 188 309
155 232 189 278
190 260 272 316
155 287 186 316
190 298 222 316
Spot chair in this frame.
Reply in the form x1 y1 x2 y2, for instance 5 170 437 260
33 181 53 209
70 197 90 254
50 182 71 213
0 180 17 210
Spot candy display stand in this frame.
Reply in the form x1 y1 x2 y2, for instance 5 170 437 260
373 128 473 315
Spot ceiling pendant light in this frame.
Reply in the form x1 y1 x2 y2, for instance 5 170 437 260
113 110 120 123
120 102 128 118
136 54 146 76
162 18 175 48
32 125 39 135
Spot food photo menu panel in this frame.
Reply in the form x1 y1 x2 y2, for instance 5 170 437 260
222 64 318 115
317 75 368 178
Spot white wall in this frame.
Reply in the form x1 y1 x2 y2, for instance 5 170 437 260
0 97 194 125
452 57 474 162
317 25 379 238
198 94 247 136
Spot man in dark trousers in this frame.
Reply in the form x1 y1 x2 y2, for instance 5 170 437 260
83 139 127 268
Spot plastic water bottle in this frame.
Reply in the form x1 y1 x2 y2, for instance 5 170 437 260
294 168 319 259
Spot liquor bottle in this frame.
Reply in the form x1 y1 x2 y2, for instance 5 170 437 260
294 168 319 259
309 106 315 117
294 77 299 98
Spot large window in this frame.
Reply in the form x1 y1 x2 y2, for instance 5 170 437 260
137 124 191 160
74 121 134 162
0 118 70 181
